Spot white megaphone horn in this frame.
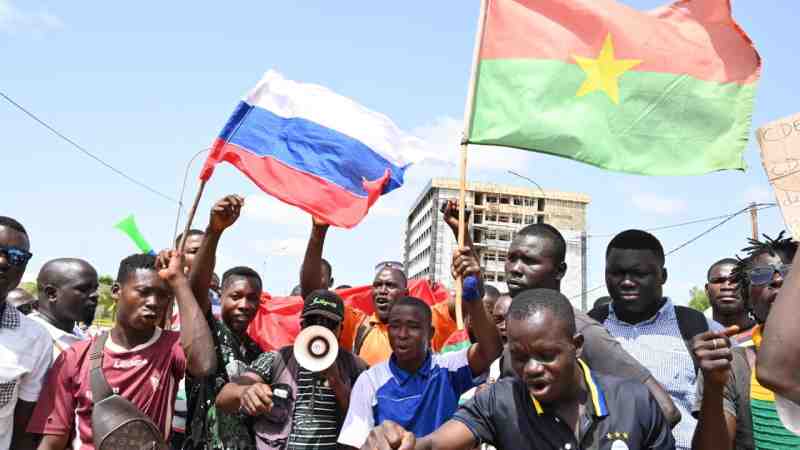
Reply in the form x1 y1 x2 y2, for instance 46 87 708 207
293 325 339 372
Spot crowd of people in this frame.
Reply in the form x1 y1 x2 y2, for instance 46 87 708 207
3 193 800 450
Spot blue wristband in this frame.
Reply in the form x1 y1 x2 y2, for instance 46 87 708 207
462 275 481 302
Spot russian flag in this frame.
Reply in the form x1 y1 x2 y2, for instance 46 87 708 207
200 70 414 228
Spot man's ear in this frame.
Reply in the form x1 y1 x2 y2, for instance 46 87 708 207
661 267 668 285
573 332 584 359
111 283 121 302
555 262 567 281
43 284 58 302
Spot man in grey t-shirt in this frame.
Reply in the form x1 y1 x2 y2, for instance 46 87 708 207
494 222 680 426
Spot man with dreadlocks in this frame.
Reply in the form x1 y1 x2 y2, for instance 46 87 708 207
692 231 800 450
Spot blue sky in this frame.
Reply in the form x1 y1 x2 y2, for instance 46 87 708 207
3 0 797 305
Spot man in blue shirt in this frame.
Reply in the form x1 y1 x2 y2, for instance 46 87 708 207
338 270 502 448
360 289 675 450
598 229 722 450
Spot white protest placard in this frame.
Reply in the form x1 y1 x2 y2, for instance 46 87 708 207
756 112 800 237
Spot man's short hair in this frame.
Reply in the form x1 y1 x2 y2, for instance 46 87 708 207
0 216 27 236
175 229 204 247
390 296 432 326
606 229 665 265
707 257 739 280
515 224 566 263
506 288 576 337
222 266 262 292
116 253 158 284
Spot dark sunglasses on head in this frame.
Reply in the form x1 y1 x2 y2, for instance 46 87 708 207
0 245 32 267
749 264 792 286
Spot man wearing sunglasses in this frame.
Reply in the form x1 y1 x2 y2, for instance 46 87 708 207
692 232 800 449
0 216 53 450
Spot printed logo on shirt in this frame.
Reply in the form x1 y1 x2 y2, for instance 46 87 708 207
606 432 630 450
150 375 161 390
610 440 629 450
113 358 148 369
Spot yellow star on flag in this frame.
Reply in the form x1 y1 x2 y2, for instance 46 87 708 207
572 33 642 104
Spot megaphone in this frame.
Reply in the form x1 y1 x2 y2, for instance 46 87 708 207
293 325 338 372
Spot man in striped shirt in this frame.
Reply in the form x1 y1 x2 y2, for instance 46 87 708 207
599 229 723 450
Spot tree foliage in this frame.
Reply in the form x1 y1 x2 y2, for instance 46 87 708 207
688 286 710 312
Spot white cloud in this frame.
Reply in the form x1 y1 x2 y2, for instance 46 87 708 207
742 185 775 205
410 116 534 172
371 201 405 218
0 0 63 34
630 192 688 215
242 193 309 226
254 237 307 257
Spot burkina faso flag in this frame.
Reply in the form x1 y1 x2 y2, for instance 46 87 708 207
464 0 761 175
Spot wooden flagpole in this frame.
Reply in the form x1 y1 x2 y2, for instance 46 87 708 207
455 0 489 330
178 180 207 252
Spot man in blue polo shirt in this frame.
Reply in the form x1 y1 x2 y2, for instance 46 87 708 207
360 289 675 450
338 271 502 448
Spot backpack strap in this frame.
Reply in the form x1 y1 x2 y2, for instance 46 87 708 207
353 316 375 356
89 332 114 402
674 305 710 374
587 304 610 324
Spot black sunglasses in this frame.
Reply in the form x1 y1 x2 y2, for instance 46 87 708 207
0 245 32 267
749 264 792 286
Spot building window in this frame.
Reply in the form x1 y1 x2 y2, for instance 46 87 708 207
474 212 483 224
497 273 505 282
487 195 497 203
524 215 534 224
500 196 510 204
499 215 509 223
487 213 497 222
499 232 511 241
538 199 546 211
537 216 545 224
512 214 522 224
524 197 535 207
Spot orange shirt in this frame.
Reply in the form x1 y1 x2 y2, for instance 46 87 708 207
338 302 457 366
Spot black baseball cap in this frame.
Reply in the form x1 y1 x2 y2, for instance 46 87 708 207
302 289 344 322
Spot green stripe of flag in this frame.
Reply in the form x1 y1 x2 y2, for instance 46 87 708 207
468 59 756 175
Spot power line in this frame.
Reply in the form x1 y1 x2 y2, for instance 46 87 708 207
1 91 178 204
587 203 777 239
570 203 776 301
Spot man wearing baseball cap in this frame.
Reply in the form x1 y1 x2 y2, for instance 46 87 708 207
216 289 368 450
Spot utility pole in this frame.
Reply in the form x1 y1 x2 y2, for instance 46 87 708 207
581 231 588 312
750 202 759 240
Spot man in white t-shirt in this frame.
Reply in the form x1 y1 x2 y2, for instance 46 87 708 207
29 258 99 358
0 216 53 450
